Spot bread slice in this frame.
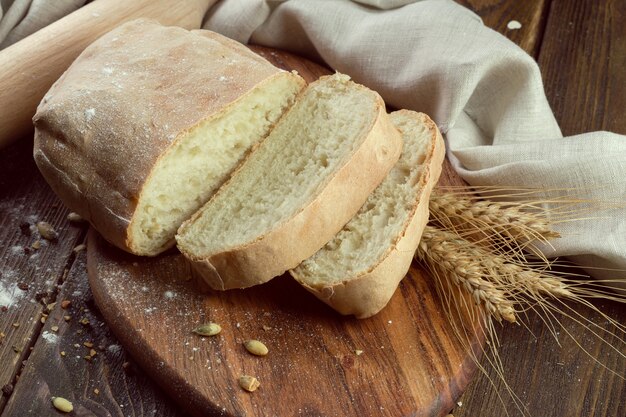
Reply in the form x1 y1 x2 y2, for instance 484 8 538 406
176 74 403 290
33 19 305 256
290 111 445 318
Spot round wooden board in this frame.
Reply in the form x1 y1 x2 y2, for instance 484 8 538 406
87 47 482 417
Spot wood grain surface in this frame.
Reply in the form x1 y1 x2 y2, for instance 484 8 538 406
2 244 182 417
0 138 86 411
84 47 482 417
538 0 626 135
457 0 551 56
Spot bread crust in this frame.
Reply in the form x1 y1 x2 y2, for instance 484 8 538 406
33 19 303 255
179 80 403 290
292 111 445 318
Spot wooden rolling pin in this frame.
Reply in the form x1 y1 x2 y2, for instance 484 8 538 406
0 0 215 149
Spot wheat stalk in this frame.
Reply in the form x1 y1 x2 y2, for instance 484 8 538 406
429 191 561 260
417 190 626 416
416 225 517 323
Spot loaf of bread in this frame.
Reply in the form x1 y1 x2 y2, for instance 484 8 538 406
33 19 305 256
290 111 445 318
176 74 403 290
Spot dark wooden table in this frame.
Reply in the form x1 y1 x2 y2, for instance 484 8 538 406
0 1 624 416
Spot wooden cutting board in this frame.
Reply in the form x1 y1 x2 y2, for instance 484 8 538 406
87 47 482 417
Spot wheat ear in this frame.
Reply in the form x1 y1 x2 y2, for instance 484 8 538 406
416 225 517 323
429 191 561 260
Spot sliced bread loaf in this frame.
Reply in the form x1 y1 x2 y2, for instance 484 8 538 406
33 19 305 256
290 110 445 318
176 74 403 290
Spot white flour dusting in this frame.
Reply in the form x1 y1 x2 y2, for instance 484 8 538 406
10 245 24 255
0 276 24 308
42 331 58 344
108 344 122 354
85 108 96 122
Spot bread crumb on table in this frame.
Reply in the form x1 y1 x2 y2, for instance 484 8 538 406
507 20 522 30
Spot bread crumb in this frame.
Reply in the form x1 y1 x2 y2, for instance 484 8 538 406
67 212 83 222
507 20 522 30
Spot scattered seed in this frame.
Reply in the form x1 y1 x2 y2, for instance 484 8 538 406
60 351 66 357
67 212 83 222
51 326 59 332
79 317 90 326
12 322 19 328
73 244 86 253
51 396 73 413
84 341 94 348
2 384 13 397
0 332 5 343
89 349 97 357
355 350 363 356
46 302 56 312
31 240 41 250
262 325 271 331
63 315 71 322
37 222 58 240
192 323 221 337
60 268 69 283
17 283 29 291
60 300 71 309
93 388 100 395
243 340 268 356
238 375 260 392
73 343 80 348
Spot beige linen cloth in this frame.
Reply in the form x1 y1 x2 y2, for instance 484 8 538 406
1 0 625 283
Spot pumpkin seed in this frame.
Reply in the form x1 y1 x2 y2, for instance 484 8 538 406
238 375 260 392
243 339 268 356
37 222 58 240
192 323 221 336
51 396 73 413
67 212 84 222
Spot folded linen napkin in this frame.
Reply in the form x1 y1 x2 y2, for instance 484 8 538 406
2 0 624 284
